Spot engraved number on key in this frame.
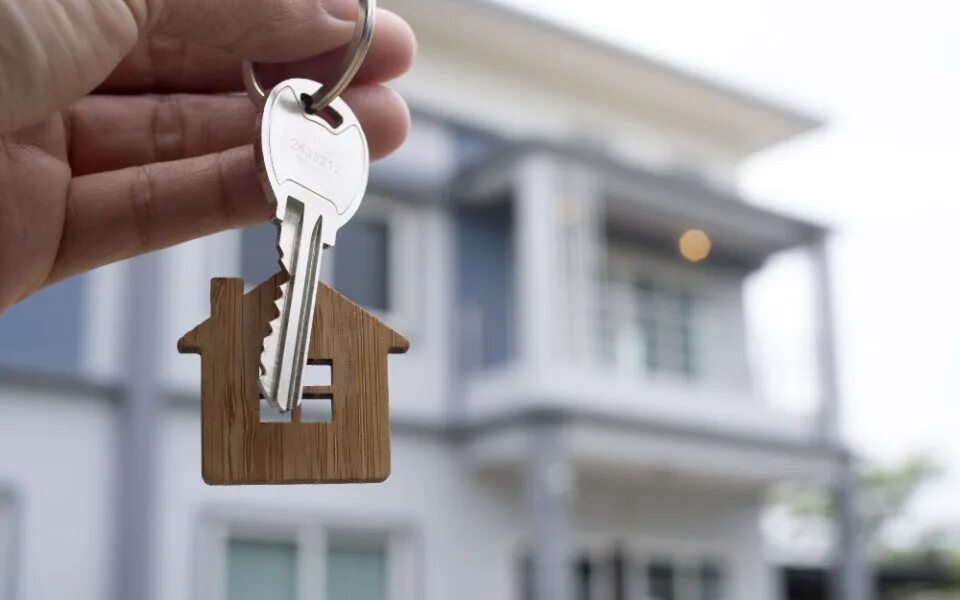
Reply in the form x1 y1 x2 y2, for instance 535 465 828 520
256 79 369 412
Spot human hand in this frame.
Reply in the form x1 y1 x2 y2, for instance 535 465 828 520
0 0 415 312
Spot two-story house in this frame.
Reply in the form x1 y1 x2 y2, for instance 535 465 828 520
0 0 866 599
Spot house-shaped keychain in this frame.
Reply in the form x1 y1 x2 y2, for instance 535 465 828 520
178 274 409 485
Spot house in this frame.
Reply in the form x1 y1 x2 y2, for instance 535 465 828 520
177 275 410 484
0 0 869 599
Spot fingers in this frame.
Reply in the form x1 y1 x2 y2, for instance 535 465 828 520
340 85 410 160
97 37 241 94
51 146 268 285
1 0 414 134
257 10 415 93
146 0 392 64
50 83 411 283
100 11 415 94
65 84 409 176
66 94 257 176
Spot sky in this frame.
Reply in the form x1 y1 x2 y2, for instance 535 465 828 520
498 0 960 538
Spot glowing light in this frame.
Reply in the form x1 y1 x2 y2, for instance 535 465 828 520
679 229 712 263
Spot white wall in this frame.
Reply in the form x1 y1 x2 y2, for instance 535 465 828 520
154 405 775 600
392 41 741 189
154 406 522 600
0 388 116 600
372 203 455 422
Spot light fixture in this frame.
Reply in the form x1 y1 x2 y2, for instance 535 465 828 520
679 229 712 263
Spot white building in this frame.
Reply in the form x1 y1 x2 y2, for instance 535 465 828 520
0 1 866 599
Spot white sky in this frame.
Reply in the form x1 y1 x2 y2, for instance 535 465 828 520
499 0 960 536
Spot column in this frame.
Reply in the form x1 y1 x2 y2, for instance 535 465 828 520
810 238 841 443
525 420 574 600
514 154 561 374
809 238 874 600
113 252 162 600
559 168 604 364
832 451 874 600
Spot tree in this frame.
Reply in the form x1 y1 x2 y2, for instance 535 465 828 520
778 454 947 556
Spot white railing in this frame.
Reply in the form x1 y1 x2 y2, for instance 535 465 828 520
595 277 822 416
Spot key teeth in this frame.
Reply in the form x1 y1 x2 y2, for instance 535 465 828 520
258 279 290 401
258 219 293 402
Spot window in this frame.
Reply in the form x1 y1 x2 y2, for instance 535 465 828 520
456 204 514 370
240 218 392 313
647 560 676 600
574 557 593 600
698 563 724 600
240 222 279 287
227 539 298 600
453 126 500 167
327 541 388 600
0 276 85 374
601 277 698 379
521 549 725 600
333 220 390 312
219 530 401 600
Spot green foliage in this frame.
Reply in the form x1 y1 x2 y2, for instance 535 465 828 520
860 455 943 545
779 454 947 556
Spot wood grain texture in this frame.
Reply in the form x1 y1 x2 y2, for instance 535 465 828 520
178 274 409 485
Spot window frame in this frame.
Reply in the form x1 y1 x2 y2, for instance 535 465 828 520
514 533 730 600
194 505 418 600
602 248 714 383
326 194 421 337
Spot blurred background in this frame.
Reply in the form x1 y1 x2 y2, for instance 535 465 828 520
1 0 958 599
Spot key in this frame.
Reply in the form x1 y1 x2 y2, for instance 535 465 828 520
256 78 369 412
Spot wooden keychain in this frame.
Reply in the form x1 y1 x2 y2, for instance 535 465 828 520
178 0 410 485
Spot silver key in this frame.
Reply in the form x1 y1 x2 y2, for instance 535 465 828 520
256 78 369 412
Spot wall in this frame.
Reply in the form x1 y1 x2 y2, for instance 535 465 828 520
153 405 775 600
0 387 116 600
154 406 523 600
392 42 741 190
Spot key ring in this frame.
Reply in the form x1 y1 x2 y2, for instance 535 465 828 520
242 0 376 113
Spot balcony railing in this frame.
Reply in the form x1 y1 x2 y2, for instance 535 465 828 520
458 260 824 425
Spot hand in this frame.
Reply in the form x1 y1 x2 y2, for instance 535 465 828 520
0 0 415 312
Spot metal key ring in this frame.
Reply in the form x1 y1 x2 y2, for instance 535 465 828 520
242 0 376 113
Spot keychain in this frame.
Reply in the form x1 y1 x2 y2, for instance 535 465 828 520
178 0 410 485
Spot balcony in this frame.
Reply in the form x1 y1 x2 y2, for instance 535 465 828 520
453 145 839 484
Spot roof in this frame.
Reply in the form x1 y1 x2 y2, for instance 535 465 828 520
178 277 410 355
455 138 827 269
385 0 823 156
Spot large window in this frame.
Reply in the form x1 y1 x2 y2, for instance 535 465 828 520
221 530 401 600
239 222 279 287
240 216 392 313
647 560 677 600
332 220 390 312
0 276 85 374
601 277 698 380
326 541 388 600
456 203 514 370
227 539 298 600
523 549 725 600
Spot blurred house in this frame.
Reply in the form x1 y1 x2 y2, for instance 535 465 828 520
0 0 863 599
